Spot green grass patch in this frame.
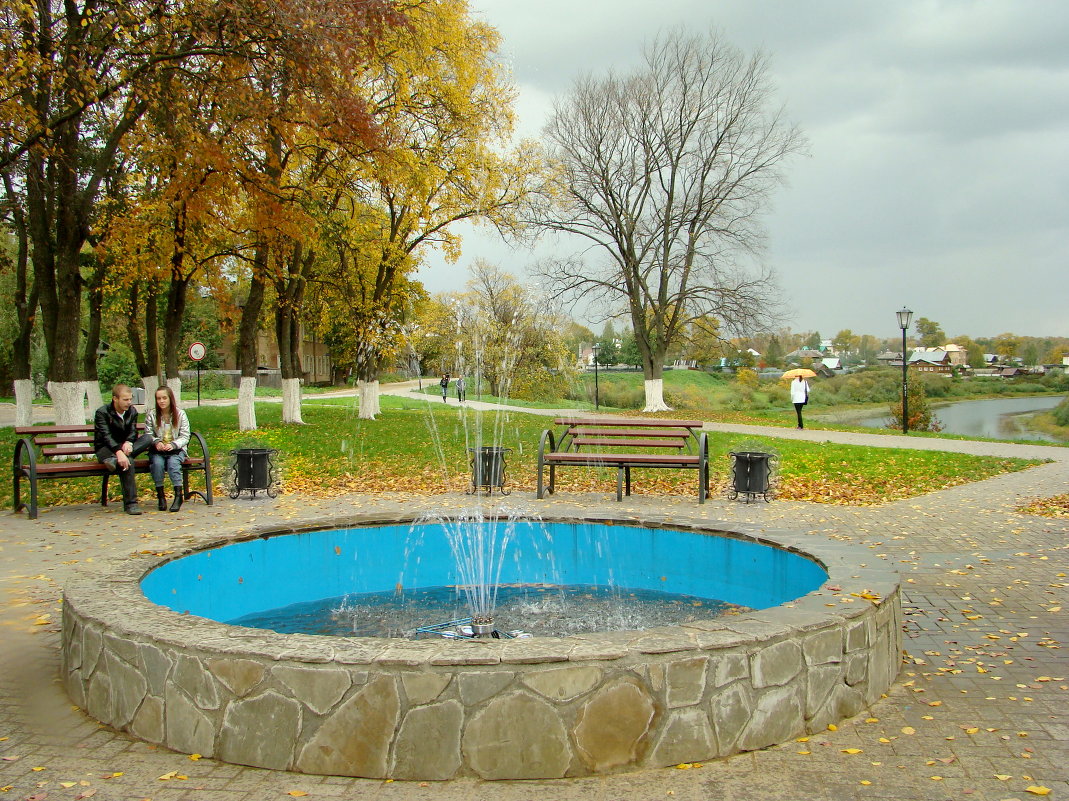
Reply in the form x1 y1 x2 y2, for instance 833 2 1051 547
3 396 1044 513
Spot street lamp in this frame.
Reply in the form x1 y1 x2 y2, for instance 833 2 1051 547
897 306 913 434
592 343 601 412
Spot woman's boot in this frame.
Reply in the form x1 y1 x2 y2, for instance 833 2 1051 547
156 487 167 511
169 487 184 512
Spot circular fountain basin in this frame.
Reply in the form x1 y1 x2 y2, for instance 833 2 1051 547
61 515 902 780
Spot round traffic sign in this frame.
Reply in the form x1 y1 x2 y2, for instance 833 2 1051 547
188 341 206 361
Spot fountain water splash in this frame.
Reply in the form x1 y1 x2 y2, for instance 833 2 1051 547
413 508 526 638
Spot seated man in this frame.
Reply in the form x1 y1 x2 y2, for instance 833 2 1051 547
94 383 154 515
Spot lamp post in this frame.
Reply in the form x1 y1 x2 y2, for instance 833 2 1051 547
592 343 601 412
897 307 913 434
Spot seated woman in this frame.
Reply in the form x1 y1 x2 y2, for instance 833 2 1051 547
145 386 191 512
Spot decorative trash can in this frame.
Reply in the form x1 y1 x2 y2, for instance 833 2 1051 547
229 448 279 499
467 446 512 495
728 451 774 503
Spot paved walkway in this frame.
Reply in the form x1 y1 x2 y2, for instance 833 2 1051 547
1 392 1067 800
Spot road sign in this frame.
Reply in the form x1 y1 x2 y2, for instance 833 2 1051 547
188 341 206 361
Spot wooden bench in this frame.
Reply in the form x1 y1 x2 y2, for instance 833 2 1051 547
12 424 213 519
537 417 709 502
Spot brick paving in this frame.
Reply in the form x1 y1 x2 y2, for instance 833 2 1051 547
1 423 1066 801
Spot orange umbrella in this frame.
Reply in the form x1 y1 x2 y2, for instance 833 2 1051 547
780 368 817 380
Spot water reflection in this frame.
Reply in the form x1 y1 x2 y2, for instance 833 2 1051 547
860 396 1064 441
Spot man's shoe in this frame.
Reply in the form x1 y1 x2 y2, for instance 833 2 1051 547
103 457 118 473
125 504 143 515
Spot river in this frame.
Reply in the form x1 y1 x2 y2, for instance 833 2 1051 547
856 395 1065 442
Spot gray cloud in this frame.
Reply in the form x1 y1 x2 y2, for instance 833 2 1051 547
419 0 1068 338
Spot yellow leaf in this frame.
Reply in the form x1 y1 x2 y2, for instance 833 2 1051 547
865 717 879 723
827 724 838 731
994 774 1012 780
287 793 309 798
859 780 871 785
965 727 979 734
189 753 202 760
841 748 863 754
674 763 693 769
60 782 77 788
1025 786 1052 796
901 726 916 735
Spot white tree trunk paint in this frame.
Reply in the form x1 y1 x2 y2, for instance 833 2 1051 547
141 375 160 405
84 381 104 415
238 376 258 431
48 381 88 425
642 378 672 412
166 376 182 399
281 378 304 424
358 380 380 420
14 379 34 427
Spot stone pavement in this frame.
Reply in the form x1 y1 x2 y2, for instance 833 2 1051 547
1 413 1067 800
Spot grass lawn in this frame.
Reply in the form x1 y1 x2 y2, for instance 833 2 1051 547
2 395 1045 513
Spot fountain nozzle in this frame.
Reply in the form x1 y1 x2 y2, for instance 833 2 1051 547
470 616 494 637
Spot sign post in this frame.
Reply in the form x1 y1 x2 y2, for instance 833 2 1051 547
188 342 206 406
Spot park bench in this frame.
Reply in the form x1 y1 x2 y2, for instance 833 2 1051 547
536 417 709 503
12 423 213 520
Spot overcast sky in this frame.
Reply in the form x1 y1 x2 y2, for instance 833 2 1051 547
418 0 1068 340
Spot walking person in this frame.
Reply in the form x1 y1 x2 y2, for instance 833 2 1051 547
440 374 450 402
145 386 191 512
93 384 154 515
790 374 810 429
455 376 465 403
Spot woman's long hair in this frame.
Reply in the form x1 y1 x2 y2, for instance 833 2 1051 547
155 386 179 425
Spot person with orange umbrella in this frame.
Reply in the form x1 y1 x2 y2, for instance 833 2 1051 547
783 368 816 429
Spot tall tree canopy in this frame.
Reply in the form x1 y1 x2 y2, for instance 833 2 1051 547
535 28 804 411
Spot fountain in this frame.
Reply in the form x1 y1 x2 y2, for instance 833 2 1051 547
63 510 902 780
60 329 901 779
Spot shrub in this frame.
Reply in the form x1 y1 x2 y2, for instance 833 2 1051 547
96 346 141 391
887 380 943 432
1053 397 1069 427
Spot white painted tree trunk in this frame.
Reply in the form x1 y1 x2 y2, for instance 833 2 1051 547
141 375 160 405
84 381 104 415
48 381 88 425
14 379 34 427
281 378 304 423
358 380 380 420
642 378 672 412
238 376 258 431
166 376 182 399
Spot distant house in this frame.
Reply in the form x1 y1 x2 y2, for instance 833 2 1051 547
820 357 842 371
785 348 824 364
908 350 952 373
877 350 904 367
999 367 1027 378
942 344 967 366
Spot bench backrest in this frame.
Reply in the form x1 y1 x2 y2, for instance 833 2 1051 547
15 423 147 459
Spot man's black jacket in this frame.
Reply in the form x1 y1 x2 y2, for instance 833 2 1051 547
93 403 139 454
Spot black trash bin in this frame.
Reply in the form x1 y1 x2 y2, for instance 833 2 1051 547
729 451 774 503
468 446 512 495
229 448 279 498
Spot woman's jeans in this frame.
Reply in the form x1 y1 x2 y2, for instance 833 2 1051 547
150 449 186 488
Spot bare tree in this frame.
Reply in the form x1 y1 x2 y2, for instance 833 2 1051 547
534 28 805 411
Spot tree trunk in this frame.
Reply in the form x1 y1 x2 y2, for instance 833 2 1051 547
3 169 38 427
275 243 309 424
128 280 162 386
142 375 160 405
643 379 670 413
237 247 268 431
82 258 106 410
14 380 35 427
85 382 104 415
48 381 87 425
356 359 381 420
163 202 190 383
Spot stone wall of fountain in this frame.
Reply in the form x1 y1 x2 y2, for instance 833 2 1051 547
61 521 902 780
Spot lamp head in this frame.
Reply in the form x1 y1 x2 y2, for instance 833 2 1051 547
896 307 913 331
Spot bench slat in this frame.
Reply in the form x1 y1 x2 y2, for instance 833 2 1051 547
570 437 687 450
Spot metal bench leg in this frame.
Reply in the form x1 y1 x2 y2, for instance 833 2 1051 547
616 467 624 501
625 466 632 497
536 455 545 499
